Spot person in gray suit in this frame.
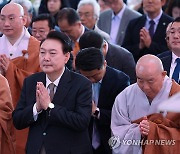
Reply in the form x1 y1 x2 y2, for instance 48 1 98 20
79 31 136 84
77 0 110 41
97 0 141 46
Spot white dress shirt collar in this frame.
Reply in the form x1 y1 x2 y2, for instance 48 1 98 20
46 67 65 88
146 9 163 24
172 52 180 64
111 3 126 20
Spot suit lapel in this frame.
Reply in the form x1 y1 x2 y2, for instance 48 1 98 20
153 13 169 39
116 7 128 45
98 67 112 107
52 68 72 106
161 52 172 76
106 11 113 34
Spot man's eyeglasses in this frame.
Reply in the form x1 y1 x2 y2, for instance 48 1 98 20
32 29 47 35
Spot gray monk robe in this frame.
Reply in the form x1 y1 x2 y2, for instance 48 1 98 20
111 76 180 154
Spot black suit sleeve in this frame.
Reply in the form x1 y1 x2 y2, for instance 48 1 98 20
13 78 36 130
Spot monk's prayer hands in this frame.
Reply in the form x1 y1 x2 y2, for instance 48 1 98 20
0 54 10 73
36 82 51 111
139 116 150 137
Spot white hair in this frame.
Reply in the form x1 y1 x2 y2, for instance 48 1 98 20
11 0 33 14
77 0 100 21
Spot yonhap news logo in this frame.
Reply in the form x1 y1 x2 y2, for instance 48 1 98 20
109 136 176 149
108 136 121 149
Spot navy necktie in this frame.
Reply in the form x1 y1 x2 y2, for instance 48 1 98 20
149 20 155 38
172 58 180 83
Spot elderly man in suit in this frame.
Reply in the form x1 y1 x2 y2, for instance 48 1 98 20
97 0 141 46
75 47 130 154
122 0 173 62
158 17 180 84
77 0 110 41
13 31 93 154
79 31 136 84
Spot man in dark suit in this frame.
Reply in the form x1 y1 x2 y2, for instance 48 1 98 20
122 0 173 62
57 8 89 69
79 31 136 84
158 17 180 84
12 31 93 154
75 47 130 154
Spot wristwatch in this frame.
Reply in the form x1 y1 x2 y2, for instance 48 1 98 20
93 108 100 117
48 102 55 109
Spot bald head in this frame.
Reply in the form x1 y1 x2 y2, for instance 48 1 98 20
1 3 24 16
136 54 164 76
0 2 26 44
136 55 166 101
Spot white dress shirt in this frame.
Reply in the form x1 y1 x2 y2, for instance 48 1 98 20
110 4 126 44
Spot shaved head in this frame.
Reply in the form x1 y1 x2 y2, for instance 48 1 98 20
1 3 24 16
136 54 164 76
136 54 166 101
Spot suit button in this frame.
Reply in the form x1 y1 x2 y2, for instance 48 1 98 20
43 132 46 136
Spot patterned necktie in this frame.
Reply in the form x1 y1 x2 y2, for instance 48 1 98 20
149 20 155 38
49 83 55 101
172 58 180 83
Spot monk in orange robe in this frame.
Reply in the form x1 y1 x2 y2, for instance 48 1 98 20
0 74 16 154
0 3 41 154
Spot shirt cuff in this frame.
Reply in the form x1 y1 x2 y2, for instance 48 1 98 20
33 103 42 121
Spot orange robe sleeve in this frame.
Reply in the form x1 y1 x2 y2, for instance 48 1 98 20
4 37 40 154
143 113 180 154
133 80 180 154
0 74 16 154
5 36 41 107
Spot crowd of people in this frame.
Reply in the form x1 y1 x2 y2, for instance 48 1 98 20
0 0 179 154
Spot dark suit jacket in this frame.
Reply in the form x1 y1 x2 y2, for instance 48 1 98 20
13 68 92 154
89 66 130 153
106 43 136 84
158 50 172 76
122 13 173 62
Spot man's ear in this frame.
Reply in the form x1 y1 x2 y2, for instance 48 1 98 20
162 71 167 77
161 0 166 7
102 42 107 57
22 15 27 26
65 52 70 64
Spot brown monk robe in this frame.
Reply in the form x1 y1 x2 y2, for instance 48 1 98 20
133 80 180 154
0 74 16 154
5 37 40 154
